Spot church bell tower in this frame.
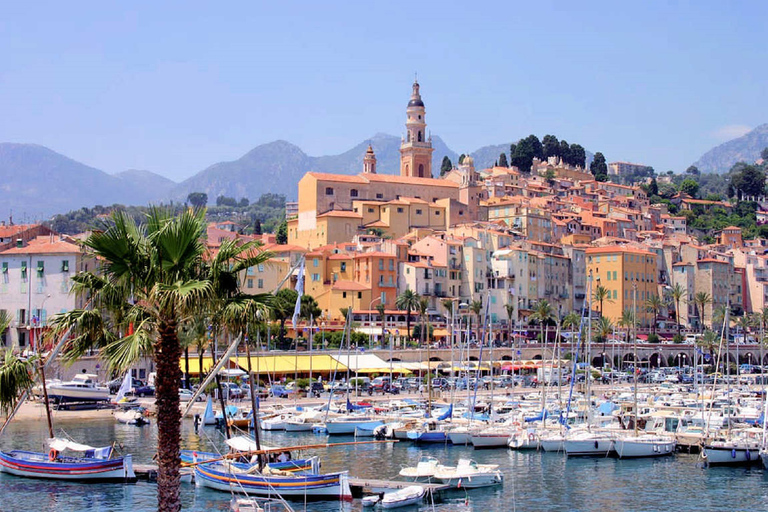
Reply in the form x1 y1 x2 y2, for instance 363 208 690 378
399 80 434 178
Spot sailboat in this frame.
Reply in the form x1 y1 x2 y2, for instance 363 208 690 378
202 396 218 426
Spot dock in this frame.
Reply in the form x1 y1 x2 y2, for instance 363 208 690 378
347 477 450 498
133 464 450 498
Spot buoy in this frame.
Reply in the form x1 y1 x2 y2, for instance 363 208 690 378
48 449 58 461
594 440 599 449
731 449 737 458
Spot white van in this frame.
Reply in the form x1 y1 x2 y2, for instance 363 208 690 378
684 334 702 344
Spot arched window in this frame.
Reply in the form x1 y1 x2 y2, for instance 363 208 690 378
418 164 424 177
418 131 422 142
350 189 359 197
407 132 411 142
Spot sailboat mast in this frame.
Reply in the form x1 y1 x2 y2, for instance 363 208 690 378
38 360 54 439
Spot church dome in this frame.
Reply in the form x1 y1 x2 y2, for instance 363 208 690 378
408 97 424 107
463 155 474 166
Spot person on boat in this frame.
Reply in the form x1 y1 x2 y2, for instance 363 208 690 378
277 452 290 463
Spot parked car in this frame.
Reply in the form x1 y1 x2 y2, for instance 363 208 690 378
220 382 243 400
179 388 206 402
270 384 294 398
132 382 155 397
371 377 391 392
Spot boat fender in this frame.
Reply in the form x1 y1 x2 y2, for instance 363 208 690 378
49 449 58 461
529 433 535 442
746 450 750 461
731 449 737 459
594 441 599 449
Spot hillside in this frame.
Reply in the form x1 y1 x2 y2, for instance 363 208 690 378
0 144 169 220
693 123 768 173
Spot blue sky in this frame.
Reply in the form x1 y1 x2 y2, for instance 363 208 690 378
1 1 766 181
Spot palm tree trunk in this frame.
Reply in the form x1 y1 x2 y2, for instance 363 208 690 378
155 319 182 512
675 299 680 337
406 308 411 343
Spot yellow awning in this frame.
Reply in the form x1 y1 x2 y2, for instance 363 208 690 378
356 367 413 374
230 355 348 375
432 328 450 338
180 357 215 375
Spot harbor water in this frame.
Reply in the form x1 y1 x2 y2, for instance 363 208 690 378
1 415 767 511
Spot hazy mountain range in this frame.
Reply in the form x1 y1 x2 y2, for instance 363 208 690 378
0 125 763 221
692 123 768 174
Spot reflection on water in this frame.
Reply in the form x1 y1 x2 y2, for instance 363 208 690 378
1 416 767 511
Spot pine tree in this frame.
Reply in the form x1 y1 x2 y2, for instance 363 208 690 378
498 152 508 168
440 156 453 176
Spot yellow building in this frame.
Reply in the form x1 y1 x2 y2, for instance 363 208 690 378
585 246 658 324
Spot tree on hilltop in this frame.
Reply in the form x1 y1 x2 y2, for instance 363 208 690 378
568 144 586 169
680 179 700 198
440 156 453 176
542 134 560 160
187 192 208 209
498 152 508 168
590 152 609 182
275 220 288 244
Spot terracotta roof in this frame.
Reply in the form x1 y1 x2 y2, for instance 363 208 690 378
318 210 363 219
0 224 40 238
585 246 655 257
328 253 352 260
306 172 367 184
262 243 307 253
697 258 728 264
0 235 82 255
365 174 459 188
332 280 370 292
355 251 394 259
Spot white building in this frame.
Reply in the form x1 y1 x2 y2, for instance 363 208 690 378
0 235 88 350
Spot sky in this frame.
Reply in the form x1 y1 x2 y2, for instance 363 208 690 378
1 1 767 182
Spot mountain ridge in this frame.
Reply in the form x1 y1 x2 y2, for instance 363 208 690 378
692 123 768 173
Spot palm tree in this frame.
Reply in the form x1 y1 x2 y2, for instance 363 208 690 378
618 309 635 344
592 285 613 319
692 292 713 331
375 302 387 346
669 283 687 336
530 300 555 344
396 289 420 342
48 208 272 512
418 296 430 347
504 303 515 344
0 351 35 417
697 329 720 366
469 300 483 341
178 314 210 389
594 316 615 360
273 289 299 347
561 312 581 360
644 295 664 336
712 304 728 334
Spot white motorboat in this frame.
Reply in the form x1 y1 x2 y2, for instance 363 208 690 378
260 414 288 431
702 429 762 466
115 409 150 426
398 456 441 482
446 426 473 445
47 374 109 403
563 430 615 457
470 427 510 448
613 434 676 458
538 430 567 452
380 485 427 509
508 428 539 450
325 416 383 435
433 459 503 488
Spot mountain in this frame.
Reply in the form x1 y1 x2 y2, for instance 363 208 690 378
115 169 176 197
173 134 460 201
0 144 171 220
693 123 768 174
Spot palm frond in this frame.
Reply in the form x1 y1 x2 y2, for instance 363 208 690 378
101 322 155 374
0 352 35 416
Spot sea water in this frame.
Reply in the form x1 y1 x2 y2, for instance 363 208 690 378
1 416 766 511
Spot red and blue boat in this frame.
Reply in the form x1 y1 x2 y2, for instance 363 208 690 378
0 439 135 482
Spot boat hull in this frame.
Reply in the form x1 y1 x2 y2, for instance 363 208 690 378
47 386 110 403
436 472 503 488
447 432 472 445
0 451 135 482
564 439 613 457
702 446 761 466
614 438 676 459
284 422 314 432
325 420 383 435
195 463 351 500
470 434 509 448
406 431 448 443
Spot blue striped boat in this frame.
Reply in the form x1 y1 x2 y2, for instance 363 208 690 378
181 449 320 475
0 450 135 482
194 461 351 500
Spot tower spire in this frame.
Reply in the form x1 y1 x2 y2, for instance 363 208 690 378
399 79 433 178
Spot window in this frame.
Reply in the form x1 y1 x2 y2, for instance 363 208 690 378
397 207 404 213
381 292 386 304
379 259 384 270
340 262 346 272
21 261 27 279
311 273 320 282
389 260 394 271
376 193 383 199
350 189 359 198
17 309 26 325
613 290 617 300
325 187 334 195
313 258 319 267
1 262 6 273
379 275 384 284
613 271 617 280
367 208 374 213
258 264 264 272
36 261 44 277
357 292 362 299
246 278 253 289
435 211 440 216
343 292 347 299
258 279 264 289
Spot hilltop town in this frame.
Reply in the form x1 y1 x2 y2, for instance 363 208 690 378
2 81 768 350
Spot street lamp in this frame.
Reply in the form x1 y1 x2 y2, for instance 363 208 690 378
369 296 382 350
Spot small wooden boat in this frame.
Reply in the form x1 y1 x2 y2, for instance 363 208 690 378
0 438 135 482
195 461 352 500
380 485 426 509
